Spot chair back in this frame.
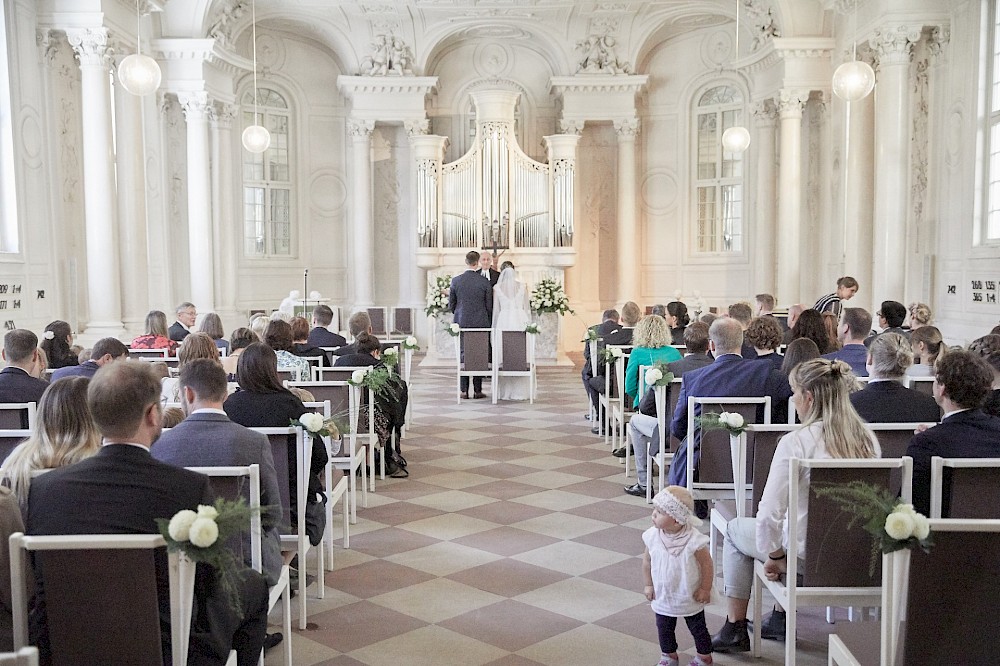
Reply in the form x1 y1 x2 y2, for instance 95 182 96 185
930 457 1000 518
392 308 413 335
746 425 796 515
906 376 934 397
0 647 38 665
0 429 30 466
687 397 771 488
251 427 306 532
666 377 683 452
460 330 491 371
500 331 530 372
127 349 169 360
0 403 35 431
276 369 297 384
290 382 350 418
367 307 387 336
870 423 932 460
183 465 263 572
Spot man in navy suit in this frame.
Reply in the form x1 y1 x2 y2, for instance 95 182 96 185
906 351 1000 516
0 330 48 426
50 337 128 381
823 307 871 376
850 332 940 423
169 302 197 342
307 304 347 349
27 362 269 666
449 250 493 399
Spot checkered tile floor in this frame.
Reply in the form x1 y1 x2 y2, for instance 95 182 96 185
267 362 839 665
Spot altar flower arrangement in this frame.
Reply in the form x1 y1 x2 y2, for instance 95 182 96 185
695 411 749 436
425 274 452 318
643 364 674 388
530 278 573 315
382 347 400 368
157 499 259 611
446 322 461 337
402 336 419 350
598 345 623 365
814 481 933 575
524 323 540 334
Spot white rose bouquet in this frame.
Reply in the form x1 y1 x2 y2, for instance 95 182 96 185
446 322 461 337
814 481 934 575
382 347 400 368
290 411 340 439
524 323 540 335
695 410 750 435
530 278 573 315
598 345 623 366
643 363 674 388
402 336 419 351
582 328 599 343
348 365 400 399
425 274 453 318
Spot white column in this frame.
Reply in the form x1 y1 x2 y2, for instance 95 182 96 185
751 101 778 298
775 89 809 307
872 26 920 303
843 71 877 313
613 117 639 303
348 118 375 308
211 103 239 322
67 28 125 338
179 92 215 313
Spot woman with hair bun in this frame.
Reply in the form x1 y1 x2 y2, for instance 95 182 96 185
908 302 933 330
39 320 77 369
907 326 947 377
969 334 1000 417
666 302 690 346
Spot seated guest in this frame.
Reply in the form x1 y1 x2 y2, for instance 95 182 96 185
666 301 690 346
850 333 941 423
968 334 1000 417
332 311 373 357
249 313 269 341
74 347 89 365
754 293 781 324
307 305 347 349
198 312 229 354
334 332 381 368
0 330 49 421
584 308 633 424
222 328 259 380
700 312 717 326
712 358 879 651
650 304 666 317
162 333 222 403
866 300 909 346
789 309 834 354
290 316 329 366
812 276 859 315
224 343 329 520
27 362 269 665
131 310 179 355
907 325 946 377
2 377 100 510
822 312 842 352
905 350 1000 516
728 302 758 359
263 320 311 382
781 338 820 377
624 315 682 409
169 302 197 342
666 322 713 377
620 301 642 331
50 337 128 381
745 316 783 370
908 302 933 331
822 307 871 376
781 304 805 344
153 360 283 587
30 348 47 380
0 486 21 650
39 320 77 370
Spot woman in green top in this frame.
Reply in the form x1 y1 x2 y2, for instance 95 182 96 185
624 314 682 407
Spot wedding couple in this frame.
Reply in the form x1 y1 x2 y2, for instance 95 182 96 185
449 250 532 401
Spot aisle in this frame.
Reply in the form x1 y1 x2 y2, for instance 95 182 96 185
270 365 832 665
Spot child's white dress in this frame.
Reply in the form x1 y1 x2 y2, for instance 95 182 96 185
643 525 710 617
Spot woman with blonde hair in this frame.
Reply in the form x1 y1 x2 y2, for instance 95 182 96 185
907 325 947 377
1 377 101 510
624 315 682 408
162 333 221 403
712 358 879 651
131 310 179 356
908 302 933 330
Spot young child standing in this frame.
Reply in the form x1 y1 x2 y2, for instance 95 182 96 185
642 486 715 666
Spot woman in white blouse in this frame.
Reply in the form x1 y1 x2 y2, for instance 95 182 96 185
711 358 880 653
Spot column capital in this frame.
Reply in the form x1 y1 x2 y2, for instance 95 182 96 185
776 89 809 119
178 92 212 120
613 117 639 138
750 100 777 126
347 118 375 139
871 26 920 67
404 119 429 137
67 28 113 68
559 119 585 135
929 25 951 61
210 102 238 129
36 29 60 67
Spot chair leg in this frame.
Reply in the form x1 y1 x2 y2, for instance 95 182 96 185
298 555 307 630
827 606 835 624
315 543 325 600
368 445 376 492
785 604 797 666
349 466 357 524
342 491 349 549
281 581 292 666
360 461 368 508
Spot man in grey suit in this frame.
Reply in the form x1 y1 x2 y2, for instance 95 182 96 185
449 250 493 399
152 359 284 589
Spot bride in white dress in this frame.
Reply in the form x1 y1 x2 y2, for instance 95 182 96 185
492 267 533 401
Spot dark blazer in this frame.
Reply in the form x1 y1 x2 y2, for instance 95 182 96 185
583 320 626 379
293 343 330 367
482 268 500 286
592 325 634 378
152 411 284 585
670 354 792 441
740 341 759 360
822 344 869 377
50 359 100 382
0 367 47 427
26 445 268 665
905 409 1000 515
751 352 784 372
334 353 379 368
670 327 686 346
850 380 941 424
331 341 358 357
666 353 713 378
984 389 1000 418
308 327 346 349
448 269 493 328
168 321 190 342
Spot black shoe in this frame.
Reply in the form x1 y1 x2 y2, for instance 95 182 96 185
263 633 283 652
711 618 751 653
390 466 409 478
611 447 630 458
473 392 486 399
623 483 646 497
757 609 786 641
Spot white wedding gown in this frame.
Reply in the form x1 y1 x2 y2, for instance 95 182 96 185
492 268 532 401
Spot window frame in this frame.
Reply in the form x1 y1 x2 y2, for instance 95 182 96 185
982 0 1000 245
0 1 19 256
240 87 293 259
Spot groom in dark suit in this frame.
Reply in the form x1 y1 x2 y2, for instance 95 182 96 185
449 250 493 399
26 362 269 666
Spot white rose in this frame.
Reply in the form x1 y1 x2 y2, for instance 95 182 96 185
386 347 399 356
197 504 219 520
299 412 325 432
405 336 417 346
644 368 662 385
351 369 367 384
911 514 930 540
726 413 745 428
450 323 460 333
895 503 917 516
884 511 915 541
718 412 733 427
168 510 198 542
610 347 622 358
188 517 220 548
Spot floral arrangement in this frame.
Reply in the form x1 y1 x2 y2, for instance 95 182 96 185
402 336 419 351
690 291 708 319
445 322 461 337
643 364 674 388
598 345 623 365
291 412 340 439
814 481 933 575
530 278 573 315
349 365 399 399
582 328 599 343
156 499 258 611
524 323 539 335
382 347 400 368
425 274 452 318
695 411 749 436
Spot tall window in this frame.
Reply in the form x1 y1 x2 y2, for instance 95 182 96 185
694 85 745 253
242 87 291 257
0 2 18 254
985 0 1000 242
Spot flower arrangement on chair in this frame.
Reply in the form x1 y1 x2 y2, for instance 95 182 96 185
582 328 599 343
643 363 674 388
598 345 623 366
445 322 461 337
348 365 399 398
524 323 540 335
695 411 750 436
402 336 419 351
530 278 573 315
424 275 452 318
381 347 400 368
291 412 341 439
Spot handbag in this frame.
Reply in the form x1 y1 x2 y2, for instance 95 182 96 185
303 491 327 547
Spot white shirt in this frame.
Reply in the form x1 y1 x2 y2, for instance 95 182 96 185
191 408 227 416
755 421 881 557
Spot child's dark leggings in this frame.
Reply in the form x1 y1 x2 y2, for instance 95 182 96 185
656 611 713 655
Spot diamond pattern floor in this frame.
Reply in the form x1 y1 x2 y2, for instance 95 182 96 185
266 363 839 665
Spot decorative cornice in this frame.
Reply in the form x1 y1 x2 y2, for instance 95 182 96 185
549 74 648 96
67 28 112 68
337 76 438 97
210 102 238 128
750 100 778 124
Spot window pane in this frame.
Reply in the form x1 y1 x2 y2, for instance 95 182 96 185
697 113 718 179
242 93 292 256
270 189 291 255
244 187 265 256
694 85 744 252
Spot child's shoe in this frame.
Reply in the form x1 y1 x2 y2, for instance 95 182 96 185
687 657 713 666
655 656 678 666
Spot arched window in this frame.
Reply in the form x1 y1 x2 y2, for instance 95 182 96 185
694 85 745 253
241 87 291 257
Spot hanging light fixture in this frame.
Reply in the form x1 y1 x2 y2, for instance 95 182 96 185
117 0 162 96
722 0 750 154
242 0 271 153
832 0 876 101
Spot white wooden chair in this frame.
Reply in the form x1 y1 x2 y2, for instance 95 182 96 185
903 375 935 397
454 327 492 404
607 349 633 452
127 348 170 360
0 403 35 431
303 400 351 558
0 429 31 467
492 329 536 404
868 423 937 459
929 456 1000 518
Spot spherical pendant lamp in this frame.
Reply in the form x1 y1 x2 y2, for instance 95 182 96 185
832 60 876 102
242 0 271 154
